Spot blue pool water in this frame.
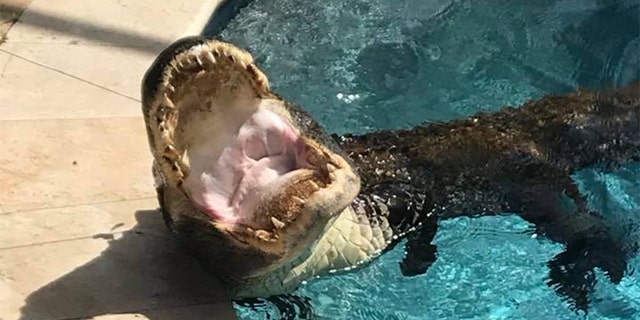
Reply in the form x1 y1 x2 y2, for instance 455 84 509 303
207 0 640 319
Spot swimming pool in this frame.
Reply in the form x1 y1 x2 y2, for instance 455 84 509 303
205 0 640 318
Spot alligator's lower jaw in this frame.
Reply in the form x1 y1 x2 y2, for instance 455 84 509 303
231 203 392 298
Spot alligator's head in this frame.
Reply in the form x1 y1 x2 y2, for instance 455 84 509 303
141 37 362 296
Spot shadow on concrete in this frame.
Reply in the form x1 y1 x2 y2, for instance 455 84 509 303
2 0 254 53
19 210 237 320
1 3 168 53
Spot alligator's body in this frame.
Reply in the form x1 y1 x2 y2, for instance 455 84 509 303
337 85 640 311
141 37 639 313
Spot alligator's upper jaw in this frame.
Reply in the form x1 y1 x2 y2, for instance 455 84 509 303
141 37 360 275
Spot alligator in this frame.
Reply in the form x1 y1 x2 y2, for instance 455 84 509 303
141 36 639 312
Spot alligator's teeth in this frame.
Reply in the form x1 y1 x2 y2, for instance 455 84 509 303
180 151 190 170
308 180 321 191
205 51 216 65
255 229 273 242
271 217 285 229
164 145 180 160
163 94 176 109
195 55 204 67
292 196 306 205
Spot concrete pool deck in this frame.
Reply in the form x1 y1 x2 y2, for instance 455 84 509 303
0 0 237 319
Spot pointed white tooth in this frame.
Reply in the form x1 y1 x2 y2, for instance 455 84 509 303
163 94 176 109
205 51 216 64
292 196 306 205
271 217 286 229
164 145 180 160
255 229 272 241
309 180 321 191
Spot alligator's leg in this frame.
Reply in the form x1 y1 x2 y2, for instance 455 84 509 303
399 213 438 277
360 181 440 276
503 164 633 312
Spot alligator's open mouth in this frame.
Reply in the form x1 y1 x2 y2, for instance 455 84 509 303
141 37 360 273
184 108 331 225
179 104 352 240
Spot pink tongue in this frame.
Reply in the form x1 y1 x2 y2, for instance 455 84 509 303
183 109 303 223
233 154 294 218
231 111 301 218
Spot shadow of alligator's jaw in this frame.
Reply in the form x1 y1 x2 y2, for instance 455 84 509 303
19 210 235 320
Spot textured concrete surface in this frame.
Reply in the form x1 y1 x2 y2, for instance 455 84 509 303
0 118 154 213
0 0 236 319
0 0 31 41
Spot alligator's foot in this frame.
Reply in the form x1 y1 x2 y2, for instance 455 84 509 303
547 231 632 313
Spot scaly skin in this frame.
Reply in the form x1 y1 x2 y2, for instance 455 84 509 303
142 36 639 313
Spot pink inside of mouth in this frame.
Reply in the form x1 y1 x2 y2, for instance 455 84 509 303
182 109 309 223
